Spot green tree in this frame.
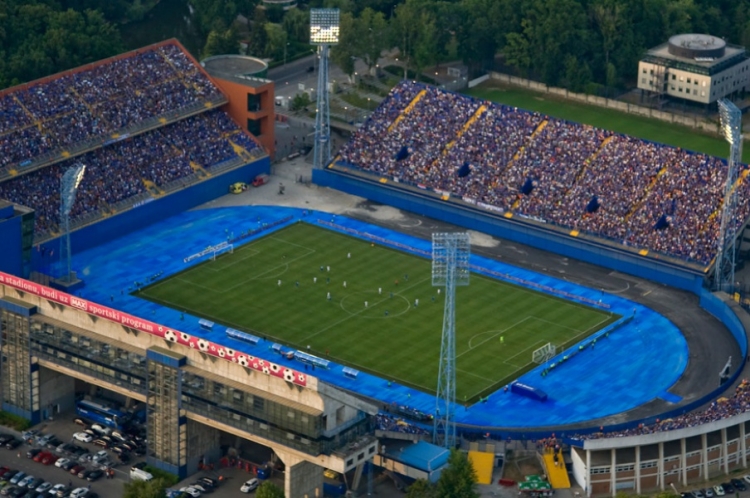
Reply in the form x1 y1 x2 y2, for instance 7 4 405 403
123 477 168 498
330 11 357 79
282 7 309 43
265 23 288 61
504 29 532 77
291 92 312 111
356 7 389 74
256 480 285 498
202 25 240 59
413 11 439 75
247 6 269 57
391 0 421 79
435 449 478 498
407 478 436 498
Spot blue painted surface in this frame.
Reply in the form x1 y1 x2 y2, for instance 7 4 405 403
69 205 690 429
0 209 22 277
658 391 683 404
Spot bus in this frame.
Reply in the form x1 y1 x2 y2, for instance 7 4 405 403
76 400 129 429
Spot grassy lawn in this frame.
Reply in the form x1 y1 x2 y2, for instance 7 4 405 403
138 223 616 401
466 85 750 163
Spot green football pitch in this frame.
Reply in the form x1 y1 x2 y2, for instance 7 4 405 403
138 223 617 401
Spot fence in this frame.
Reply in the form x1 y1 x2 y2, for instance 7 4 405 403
488 72 720 136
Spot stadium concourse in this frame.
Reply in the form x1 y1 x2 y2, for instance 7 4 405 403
0 40 259 239
337 81 750 267
62 203 693 433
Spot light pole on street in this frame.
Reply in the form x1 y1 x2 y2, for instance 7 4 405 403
284 42 290 66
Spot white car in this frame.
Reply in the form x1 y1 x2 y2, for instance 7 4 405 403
49 484 67 495
36 482 53 493
17 475 35 488
90 424 111 436
70 488 89 498
92 450 109 463
179 486 202 498
55 457 70 468
73 432 94 443
73 432 93 443
744 475 750 485
714 485 726 496
241 478 259 493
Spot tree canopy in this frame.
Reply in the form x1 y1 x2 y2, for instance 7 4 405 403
122 477 168 498
255 480 285 498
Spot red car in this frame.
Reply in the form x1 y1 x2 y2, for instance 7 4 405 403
69 464 85 475
41 454 58 465
33 451 50 463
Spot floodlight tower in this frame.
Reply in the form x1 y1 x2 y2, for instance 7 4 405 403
59 163 86 283
432 232 470 448
715 99 743 292
310 8 339 170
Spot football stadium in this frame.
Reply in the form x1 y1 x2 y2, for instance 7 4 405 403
0 39 750 496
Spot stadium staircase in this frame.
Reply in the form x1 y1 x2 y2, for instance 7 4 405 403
572 135 615 184
228 136 257 163
495 120 549 189
623 165 668 221
701 168 750 229
189 161 210 178
442 105 488 155
142 178 164 196
542 450 571 489
387 89 428 133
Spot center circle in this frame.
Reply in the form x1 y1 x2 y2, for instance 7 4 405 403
340 290 411 318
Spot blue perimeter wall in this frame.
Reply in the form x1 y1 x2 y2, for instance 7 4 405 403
31 158 270 268
313 169 705 294
0 209 22 278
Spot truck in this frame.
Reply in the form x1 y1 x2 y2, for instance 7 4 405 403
252 174 270 187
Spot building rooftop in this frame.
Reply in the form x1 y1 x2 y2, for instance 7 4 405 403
644 35 747 75
202 55 271 88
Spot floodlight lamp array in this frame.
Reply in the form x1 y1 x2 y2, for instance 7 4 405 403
310 9 340 45
718 99 741 145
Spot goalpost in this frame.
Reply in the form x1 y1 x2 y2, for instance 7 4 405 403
211 242 234 261
532 342 556 365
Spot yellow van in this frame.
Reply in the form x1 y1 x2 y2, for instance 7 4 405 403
229 182 246 194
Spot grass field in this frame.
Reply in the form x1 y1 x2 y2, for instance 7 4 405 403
138 223 617 401
466 85 750 164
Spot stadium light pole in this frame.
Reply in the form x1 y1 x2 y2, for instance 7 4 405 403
715 99 743 292
431 232 470 449
310 8 339 170
59 163 86 283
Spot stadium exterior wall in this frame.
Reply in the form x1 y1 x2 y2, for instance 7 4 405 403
312 169 705 293
32 158 270 270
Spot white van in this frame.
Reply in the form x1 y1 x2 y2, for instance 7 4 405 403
130 467 153 481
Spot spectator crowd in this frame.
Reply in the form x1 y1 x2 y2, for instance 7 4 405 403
572 379 750 441
0 41 223 171
0 109 258 235
339 81 749 265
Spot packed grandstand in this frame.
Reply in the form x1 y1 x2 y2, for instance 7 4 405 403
338 81 749 266
0 41 260 238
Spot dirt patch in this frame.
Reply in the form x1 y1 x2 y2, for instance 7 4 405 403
503 455 544 482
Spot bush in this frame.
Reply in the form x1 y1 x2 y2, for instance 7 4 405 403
0 411 31 431
143 465 179 487
291 92 312 111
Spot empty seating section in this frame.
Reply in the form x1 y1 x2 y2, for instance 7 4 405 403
339 81 745 265
0 110 258 235
0 42 223 171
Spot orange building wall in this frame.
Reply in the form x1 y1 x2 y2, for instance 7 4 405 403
209 76 276 158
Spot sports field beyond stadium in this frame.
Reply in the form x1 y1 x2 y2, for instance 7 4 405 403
138 222 617 401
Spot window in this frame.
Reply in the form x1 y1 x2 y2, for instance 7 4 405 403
687 78 691 84
672 74 676 80
642 68 647 74
641 78 646 84
678 87 683 92
247 118 261 136
671 85 675 91
247 93 261 112
650 69 654 75
693 89 698 95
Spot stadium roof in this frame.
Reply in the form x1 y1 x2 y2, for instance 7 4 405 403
383 441 450 472
202 55 271 88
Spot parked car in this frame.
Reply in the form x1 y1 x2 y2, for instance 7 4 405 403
0 471 17 483
84 471 102 483
0 486 15 496
731 478 747 492
714 485 726 496
73 419 88 428
8 486 28 497
91 451 108 464
24 478 42 490
722 483 735 494
53 459 69 469
0 435 14 445
71 434 91 444
68 465 84 476
34 483 51 494
197 477 217 489
25 450 41 460
5 439 22 450
36 435 55 447
89 425 110 437
69 489 88 498
91 440 108 450
240 478 258 493
32 452 49 463
9 474 25 486
179 487 201 498
692 490 704 498
41 454 58 466
14 478 33 491
48 484 66 496
189 483 211 494
60 461 77 472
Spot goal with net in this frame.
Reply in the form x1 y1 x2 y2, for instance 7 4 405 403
532 342 556 365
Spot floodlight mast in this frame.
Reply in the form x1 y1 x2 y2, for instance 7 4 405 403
715 99 743 292
432 232 470 449
310 8 339 171
59 164 86 283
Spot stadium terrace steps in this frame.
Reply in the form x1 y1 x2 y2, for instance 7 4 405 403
573 135 615 185
442 104 488 156
542 451 571 489
702 168 750 230
493 119 549 190
142 179 165 196
387 89 428 133
189 161 210 178
623 165 668 221
12 95 34 123
228 137 257 163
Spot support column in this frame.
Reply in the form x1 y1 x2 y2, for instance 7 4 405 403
742 423 748 468
276 450 323 498
0 299 40 424
586 449 592 497
658 442 665 491
681 437 688 486
635 445 641 495
146 347 187 478
722 428 729 475
611 448 616 497
702 433 709 481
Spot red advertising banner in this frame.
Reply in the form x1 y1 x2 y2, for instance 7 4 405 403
0 272 308 387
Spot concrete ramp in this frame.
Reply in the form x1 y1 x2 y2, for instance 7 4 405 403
542 451 570 489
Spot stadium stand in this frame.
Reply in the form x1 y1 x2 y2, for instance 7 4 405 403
0 41 225 177
337 81 750 266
